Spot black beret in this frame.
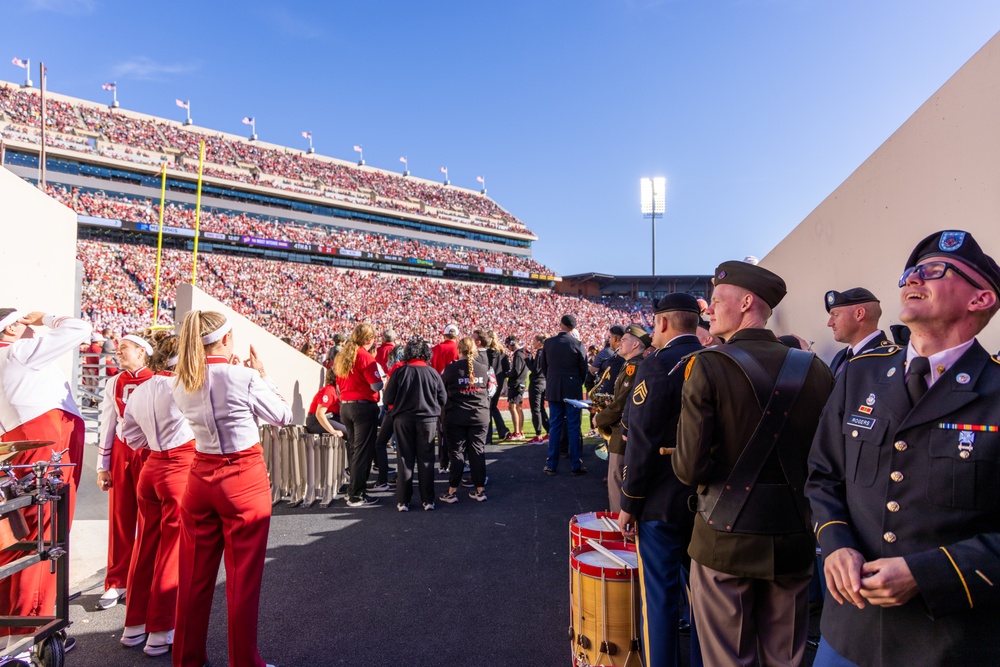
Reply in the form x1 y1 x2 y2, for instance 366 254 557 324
712 261 787 309
608 325 626 337
904 230 1000 294
624 324 653 349
652 292 701 314
561 314 577 329
824 287 880 313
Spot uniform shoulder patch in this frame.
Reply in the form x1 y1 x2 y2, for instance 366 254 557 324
851 345 902 361
632 380 648 405
684 356 696 381
625 364 636 377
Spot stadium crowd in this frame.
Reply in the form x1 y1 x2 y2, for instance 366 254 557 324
0 82 532 237
52 185 554 275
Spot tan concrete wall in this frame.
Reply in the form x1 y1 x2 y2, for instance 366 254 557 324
0 166 82 377
764 32 1000 361
175 283 323 424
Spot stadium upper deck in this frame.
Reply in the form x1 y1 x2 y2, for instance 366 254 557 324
0 80 536 241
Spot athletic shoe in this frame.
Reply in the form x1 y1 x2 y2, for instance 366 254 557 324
423 502 436 511
461 476 488 488
543 467 557 476
99 587 125 610
437 465 449 475
120 625 146 647
346 496 379 507
468 490 488 502
367 482 392 493
509 432 526 441
143 630 174 657
397 503 409 512
438 492 458 504
526 435 544 444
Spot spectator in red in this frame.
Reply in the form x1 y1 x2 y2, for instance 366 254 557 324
431 324 461 372
374 330 396 370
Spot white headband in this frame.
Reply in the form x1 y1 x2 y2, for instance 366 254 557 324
201 319 232 346
166 355 179 368
122 334 154 357
0 311 24 333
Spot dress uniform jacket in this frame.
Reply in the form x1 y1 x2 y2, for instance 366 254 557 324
594 355 642 456
673 328 835 579
807 341 1000 666
122 374 195 452
540 332 588 402
620 334 701 525
829 331 889 375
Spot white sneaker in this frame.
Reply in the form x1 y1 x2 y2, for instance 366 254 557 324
99 587 126 610
397 503 409 512
143 629 173 656
120 624 146 647
423 502 436 511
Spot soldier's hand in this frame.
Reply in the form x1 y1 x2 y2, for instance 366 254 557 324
617 510 636 539
824 547 867 609
96 470 112 492
858 557 919 607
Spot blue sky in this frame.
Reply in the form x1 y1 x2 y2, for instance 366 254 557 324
5 1 1000 276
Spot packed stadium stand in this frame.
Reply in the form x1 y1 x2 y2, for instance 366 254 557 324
1 80 644 351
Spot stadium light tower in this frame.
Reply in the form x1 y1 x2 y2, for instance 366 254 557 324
399 156 409 176
11 57 32 88
354 144 364 166
640 177 666 276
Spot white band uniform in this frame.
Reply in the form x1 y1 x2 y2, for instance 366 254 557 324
0 311 25 333
200 319 232 346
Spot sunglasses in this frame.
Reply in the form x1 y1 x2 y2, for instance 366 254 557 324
898 261 984 290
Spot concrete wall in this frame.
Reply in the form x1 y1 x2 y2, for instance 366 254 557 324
175 283 323 424
0 166 83 376
764 32 1000 361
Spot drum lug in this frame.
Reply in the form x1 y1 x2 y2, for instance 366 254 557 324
578 634 590 649
630 639 641 652
567 626 575 641
601 640 618 656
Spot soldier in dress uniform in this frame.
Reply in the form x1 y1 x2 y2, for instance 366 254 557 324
807 229 1000 667
593 324 650 513
616 294 702 667
673 261 835 667
824 288 888 377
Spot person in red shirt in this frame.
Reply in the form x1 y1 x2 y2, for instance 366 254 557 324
335 323 384 507
305 367 345 438
431 324 461 373
374 329 396 371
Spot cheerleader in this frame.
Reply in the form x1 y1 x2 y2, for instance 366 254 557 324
119 333 195 656
171 311 291 667
96 330 155 609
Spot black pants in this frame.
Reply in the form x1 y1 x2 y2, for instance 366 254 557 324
529 381 549 434
487 390 510 442
444 420 488 490
305 413 347 438
394 418 437 506
372 409 395 485
341 401 379 500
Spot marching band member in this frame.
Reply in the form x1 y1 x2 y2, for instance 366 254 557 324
0 309 89 651
171 311 291 667
96 330 154 609
120 333 195 656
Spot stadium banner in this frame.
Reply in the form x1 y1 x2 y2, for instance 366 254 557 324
445 262 470 271
204 231 227 241
513 270 530 278
78 214 121 228
383 254 403 262
136 222 196 238
483 267 503 275
339 248 363 258
242 236 291 249
292 242 313 252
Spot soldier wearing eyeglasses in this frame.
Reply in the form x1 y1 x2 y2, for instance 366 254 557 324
807 229 1000 666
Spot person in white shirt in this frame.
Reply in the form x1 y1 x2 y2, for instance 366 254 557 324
119 332 195 656
171 311 291 667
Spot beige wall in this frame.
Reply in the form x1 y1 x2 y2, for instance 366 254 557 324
0 166 83 377
764 32 1000 362
175 283 323 424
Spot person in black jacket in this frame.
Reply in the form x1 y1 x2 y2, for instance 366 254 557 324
475 329 511 442
383 337 447 512
525 334 549 443
539 314 589 475
505 335 529 440
439 337 494 504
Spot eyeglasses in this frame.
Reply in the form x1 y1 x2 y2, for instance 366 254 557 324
898 261 984 289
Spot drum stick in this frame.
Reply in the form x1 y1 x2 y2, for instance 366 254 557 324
586 538 631 569
601 515 619 534
658 447 675 456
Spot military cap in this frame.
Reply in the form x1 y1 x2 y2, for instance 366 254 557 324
624 324 653 349
824 287 880 313
904 230 1000 294
712 260 786 309
609 325 626 337
561 314 577 329
652 292 701 314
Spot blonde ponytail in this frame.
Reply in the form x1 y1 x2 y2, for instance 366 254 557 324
175 310 227 392
335 323 375 379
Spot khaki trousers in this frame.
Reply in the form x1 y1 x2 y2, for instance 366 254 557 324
607 451 624 512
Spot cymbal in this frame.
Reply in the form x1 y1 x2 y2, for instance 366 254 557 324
0 440 55 455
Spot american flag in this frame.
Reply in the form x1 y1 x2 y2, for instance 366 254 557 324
353 145 362 152
175 99 189 110
399 156 407 163
476 176 484 183
242 117 254 125
11 57 27 69
440 167 448 174
102 83 116 91
301 131 312 139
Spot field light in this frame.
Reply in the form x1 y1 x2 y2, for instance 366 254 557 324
640 177 666 276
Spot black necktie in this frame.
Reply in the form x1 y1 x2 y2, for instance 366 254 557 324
906 356 931 406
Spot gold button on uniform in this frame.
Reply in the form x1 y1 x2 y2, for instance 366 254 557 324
890 471 904 482
887 501 900 512
852 430 859 438
884 532 897 543
894 440 907 451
